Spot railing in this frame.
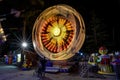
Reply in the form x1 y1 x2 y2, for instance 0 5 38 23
79 62 91 78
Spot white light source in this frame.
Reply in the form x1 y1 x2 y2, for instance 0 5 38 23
22 42 28 48
17 54 21 62
53 27 61 36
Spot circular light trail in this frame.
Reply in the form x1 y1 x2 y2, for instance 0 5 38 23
32 4 85 60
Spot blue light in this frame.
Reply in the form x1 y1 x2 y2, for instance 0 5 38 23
80 52 83 56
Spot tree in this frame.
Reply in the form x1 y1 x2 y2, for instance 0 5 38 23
82 11 109 53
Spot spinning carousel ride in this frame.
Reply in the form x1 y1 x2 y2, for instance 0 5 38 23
32 4 85 60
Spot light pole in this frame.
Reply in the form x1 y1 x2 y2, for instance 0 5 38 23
20 15 27 67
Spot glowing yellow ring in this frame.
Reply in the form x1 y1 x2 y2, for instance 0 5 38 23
32 4 85 60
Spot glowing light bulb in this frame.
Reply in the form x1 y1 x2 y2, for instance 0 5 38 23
22 42 28 48
53 27 61 36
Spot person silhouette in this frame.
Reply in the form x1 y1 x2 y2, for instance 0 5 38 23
40 57 47 77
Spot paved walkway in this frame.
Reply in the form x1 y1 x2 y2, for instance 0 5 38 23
0 62 116 80
0 69 116 80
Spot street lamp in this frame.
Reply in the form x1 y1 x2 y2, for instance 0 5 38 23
21 41 28 49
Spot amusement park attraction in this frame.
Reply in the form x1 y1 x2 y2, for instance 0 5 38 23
97 46 112 74
31 4 85 73
88 46 117 75
32 4 85 61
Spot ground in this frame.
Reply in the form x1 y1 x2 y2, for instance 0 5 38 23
0 62 116 80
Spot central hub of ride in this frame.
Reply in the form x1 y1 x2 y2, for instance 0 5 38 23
53 27 61 36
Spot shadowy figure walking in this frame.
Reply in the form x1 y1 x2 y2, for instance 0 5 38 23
40 57 47 77
36 60 42 78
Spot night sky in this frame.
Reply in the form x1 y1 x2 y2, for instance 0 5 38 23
0 0 120 51
0 0 120 23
